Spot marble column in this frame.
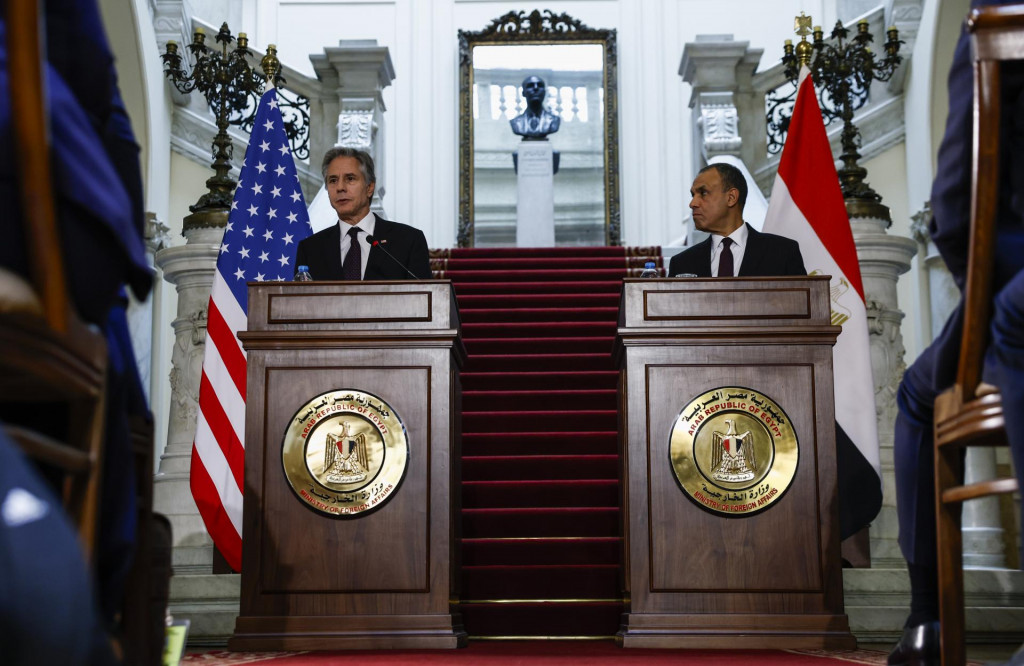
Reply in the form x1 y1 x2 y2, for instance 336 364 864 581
909 205 1008 569
850 208 917 567
153 218 224 573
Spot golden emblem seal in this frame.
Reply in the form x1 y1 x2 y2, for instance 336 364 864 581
669 387 798 516
281 389 408 517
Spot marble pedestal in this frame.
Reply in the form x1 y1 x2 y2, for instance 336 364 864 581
516 139 555 247
153 223 222 573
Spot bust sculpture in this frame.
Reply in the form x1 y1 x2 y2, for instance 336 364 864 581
509 75 561 140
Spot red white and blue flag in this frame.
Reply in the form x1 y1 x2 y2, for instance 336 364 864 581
191 89 312 571
762 69 882 537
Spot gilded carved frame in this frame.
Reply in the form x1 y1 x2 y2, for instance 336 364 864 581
457 10 621 247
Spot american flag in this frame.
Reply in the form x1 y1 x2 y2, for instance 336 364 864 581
191 88 312 571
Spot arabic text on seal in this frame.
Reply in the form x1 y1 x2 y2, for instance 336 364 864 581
281 388 408 517
669 386 798 517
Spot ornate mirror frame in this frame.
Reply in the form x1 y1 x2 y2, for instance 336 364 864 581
457 10 621 248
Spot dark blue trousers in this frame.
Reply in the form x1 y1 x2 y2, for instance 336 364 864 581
895 270 1024 566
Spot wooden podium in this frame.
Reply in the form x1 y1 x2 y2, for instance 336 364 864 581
615 276 855 648
230 281 466 650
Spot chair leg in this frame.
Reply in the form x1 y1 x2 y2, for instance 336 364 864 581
66 387 107 560
936 441 967 666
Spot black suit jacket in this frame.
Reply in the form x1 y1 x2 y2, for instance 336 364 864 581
667 224 806 277
294 214 432 280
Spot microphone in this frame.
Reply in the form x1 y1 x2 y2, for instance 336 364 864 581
364 233 421 280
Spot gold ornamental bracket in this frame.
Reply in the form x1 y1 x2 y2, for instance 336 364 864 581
281 388 409 517
669 387 799 517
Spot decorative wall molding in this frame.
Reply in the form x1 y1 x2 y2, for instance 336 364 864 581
909 200 932 247
146 212 172 256
337 102 376 151
696 92 742 157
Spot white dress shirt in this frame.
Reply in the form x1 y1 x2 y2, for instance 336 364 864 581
338 212 376 279
710 224 749 277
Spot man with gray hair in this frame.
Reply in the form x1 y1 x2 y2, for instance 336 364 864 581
295 147 431 280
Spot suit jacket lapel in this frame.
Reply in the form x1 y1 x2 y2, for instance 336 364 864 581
738 224 762 277
365 214 391 278
697 236 713 277
322 223 343 278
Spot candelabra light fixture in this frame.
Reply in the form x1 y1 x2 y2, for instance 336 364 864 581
162 23 282 225
781 13 902 220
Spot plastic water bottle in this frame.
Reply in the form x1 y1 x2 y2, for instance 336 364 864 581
639 261 659 278
295 265 313 282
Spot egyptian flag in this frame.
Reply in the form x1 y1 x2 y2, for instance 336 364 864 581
762 68 882 539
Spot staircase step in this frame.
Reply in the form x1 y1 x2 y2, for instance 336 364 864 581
461 306 620 323
459 601 622 637
461 507 619 538
464 337 614 356
463 321 617 337
462 454 618 481
462 371 618 392
437 256 658 271
464 389 617 413
462 537 621 566
446 268 645 282
436 246 656 259
462 479 619 508
452 280 623 295
459 293 620 309
465 354 615 373
463 564 619 600
462 431 618 456
462 409 617 433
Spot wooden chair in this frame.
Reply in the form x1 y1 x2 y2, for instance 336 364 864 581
0 0 108 557
933 5 1024 665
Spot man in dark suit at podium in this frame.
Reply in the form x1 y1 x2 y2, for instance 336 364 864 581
668 163 806 278
887 2 1024 664
295 148 431 280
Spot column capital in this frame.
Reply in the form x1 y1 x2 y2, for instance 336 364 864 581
680 36 762 98
310 40 395 102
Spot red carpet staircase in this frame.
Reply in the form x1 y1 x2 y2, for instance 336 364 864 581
432 246 663 638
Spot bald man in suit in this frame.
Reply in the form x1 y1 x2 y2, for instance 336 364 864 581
669 163 806 278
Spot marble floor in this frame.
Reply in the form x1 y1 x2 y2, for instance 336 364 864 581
862 642 1019 664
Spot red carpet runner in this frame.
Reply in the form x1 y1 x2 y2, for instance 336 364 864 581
432 246 663 638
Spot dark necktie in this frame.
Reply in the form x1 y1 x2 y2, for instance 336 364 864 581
718 237 734 277
342 226 362 280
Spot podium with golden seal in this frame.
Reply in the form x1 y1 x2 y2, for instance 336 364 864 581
229 280 466 650
615 276 855 648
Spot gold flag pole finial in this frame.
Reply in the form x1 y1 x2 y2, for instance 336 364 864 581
794 13 814 68
261 44 281 92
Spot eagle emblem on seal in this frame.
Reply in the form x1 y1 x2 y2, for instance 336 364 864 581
323 420 368 483
710 418 756 483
